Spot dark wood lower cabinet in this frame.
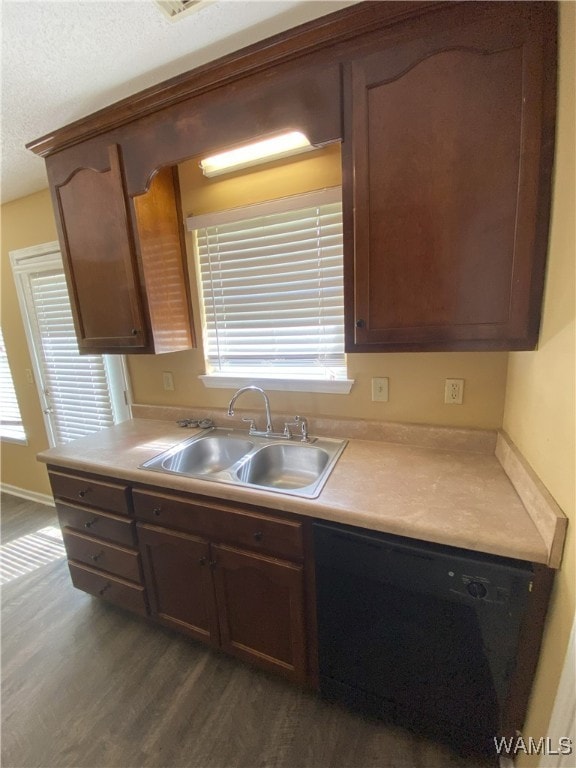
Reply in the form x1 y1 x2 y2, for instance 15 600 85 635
138 524 219 646
49 465 551 746
137 522 308 684
212 544 307 683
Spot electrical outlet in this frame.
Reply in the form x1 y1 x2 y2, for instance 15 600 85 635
162 371 175 391
444 378 464 404
372 377 389 402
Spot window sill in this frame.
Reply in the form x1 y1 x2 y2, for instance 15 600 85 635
199 374 354 395
1 433 28 446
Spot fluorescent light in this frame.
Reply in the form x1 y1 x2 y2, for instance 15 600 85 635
199 131 313 177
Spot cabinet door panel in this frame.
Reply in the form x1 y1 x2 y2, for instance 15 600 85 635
345 3 556 351
54 144 146 351
138 524 218 646
212 544 307 683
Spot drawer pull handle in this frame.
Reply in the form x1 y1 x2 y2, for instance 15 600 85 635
209 560 217 569
153 507 162 517
84 518 98 529
98 583 112 596
78 488 91 499
253 531 263 542
199 557 207 566
131 328 139 336
91 551 104 562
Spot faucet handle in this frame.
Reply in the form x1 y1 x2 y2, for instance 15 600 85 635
284 415 310 441
241 417 257 433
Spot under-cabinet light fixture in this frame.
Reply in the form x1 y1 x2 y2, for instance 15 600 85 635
199 131 313 178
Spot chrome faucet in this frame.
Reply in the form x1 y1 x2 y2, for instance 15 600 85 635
227 386 274 436
227 386 312 441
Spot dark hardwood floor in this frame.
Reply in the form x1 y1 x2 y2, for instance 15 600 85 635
1 492 494 768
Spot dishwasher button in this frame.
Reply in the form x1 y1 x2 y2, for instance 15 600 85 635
466 581 488 599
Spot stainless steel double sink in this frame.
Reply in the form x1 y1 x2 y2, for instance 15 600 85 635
140 427 347 499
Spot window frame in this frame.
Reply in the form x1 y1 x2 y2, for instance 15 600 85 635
187 187 354 395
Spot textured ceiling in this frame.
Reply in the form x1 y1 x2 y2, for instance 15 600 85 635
1 0 357 203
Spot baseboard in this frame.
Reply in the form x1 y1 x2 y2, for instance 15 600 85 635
1 483 55 507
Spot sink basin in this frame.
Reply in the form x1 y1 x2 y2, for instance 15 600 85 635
160 435 254 475
140 427 347 498
236 443 330 490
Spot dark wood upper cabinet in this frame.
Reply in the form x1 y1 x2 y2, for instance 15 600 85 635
343 2 557 351
49 144 194 354
31 2 557 354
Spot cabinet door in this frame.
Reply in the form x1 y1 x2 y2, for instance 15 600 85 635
344 3 556 351
138 524 219 646
53 144 147 352
212 544 307 684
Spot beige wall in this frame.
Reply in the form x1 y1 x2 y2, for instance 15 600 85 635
504 3 576 761
0 189 56 496
127 144 509 430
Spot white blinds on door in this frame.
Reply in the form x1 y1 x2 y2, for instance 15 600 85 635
27 268 116 444
192 189 346 379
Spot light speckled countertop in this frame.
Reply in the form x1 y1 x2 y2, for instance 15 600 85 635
37 418 556 566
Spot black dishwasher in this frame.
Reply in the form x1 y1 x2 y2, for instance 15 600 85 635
313 520 534 757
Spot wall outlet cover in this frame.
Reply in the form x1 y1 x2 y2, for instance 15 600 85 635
444 378 464 404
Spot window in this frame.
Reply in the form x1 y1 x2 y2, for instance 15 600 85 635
0 327 26 443
10 242 130 447
188 187 352 394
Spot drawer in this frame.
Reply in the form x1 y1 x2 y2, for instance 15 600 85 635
208 507 303 561
63 529 141 583
49 470 131 515
68 561 147 616
132 489 207 533
133 488 303 561
57 502 136 546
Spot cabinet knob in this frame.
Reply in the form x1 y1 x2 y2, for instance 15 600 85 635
98 583 112 596
153 507 162 516
91 550 104 562
199 557 207 566
131 328 139 336
209 560 217 569
78 488 91 499
356 319 365 328
84 517 98 529
253 531 263 542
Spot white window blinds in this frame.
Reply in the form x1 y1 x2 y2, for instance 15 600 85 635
190 188 346 380
11 246 128 447
28 268 117 443
0 327 26 442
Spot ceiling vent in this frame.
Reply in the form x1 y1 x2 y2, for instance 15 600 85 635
154 0 213 22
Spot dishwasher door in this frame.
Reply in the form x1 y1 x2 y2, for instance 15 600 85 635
313 521 534 756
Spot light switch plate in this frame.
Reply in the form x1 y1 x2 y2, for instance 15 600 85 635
372 377 389 402
162 371 175 391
